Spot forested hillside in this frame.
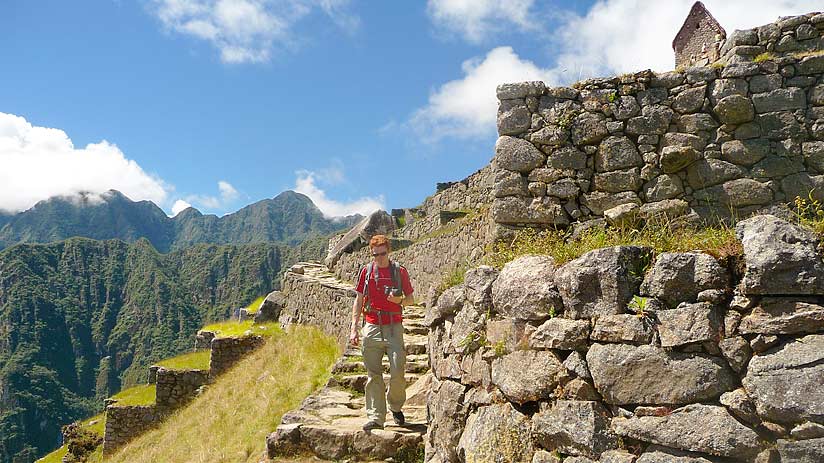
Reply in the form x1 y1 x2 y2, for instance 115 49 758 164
0 237 325 462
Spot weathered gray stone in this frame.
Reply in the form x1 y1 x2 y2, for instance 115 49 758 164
555 246 649 319
714 94 755 124
718 336 752 374
529 318 591 350
593 168 642 193
491 350 566 404
743 334 824 424
485 318 531 355
596 136 643 172
604 203 640 228
255 290 285 323
587 343 736 405
721 139 769 166
492 169 528 197
491 196 569 225
563 351 592 380
750 155 804 179
611 404 763 458
531 125 567 146
497 82 546 100
582 191 642 216
798 55 824 75
528 167 570 184
661 132 706 151
494 136 546 173
457 403 534 463
686 159 747 189
776 438 824 463
657 302 721 347
325 210 395 267
749 74 783 94
757 111 804 140
463 266 498 308
532 449 562 463
750 334 780 353
638 88 668 106
673 86 706 114
660 146 701 174
643 174 684 201
678 113 719 133
739 297 824 335
636 445 715 462
428 379 468 463
447 304 487 354
641 253 728 307
548 146 587 170
498 101 531 135
546 178 580 199
425 284 464 326
590 314 653 344
710 78 748 105
693 178 774 207
491 255 562 321
532 400 618 458
720 387 760 426
572 113 609 146
803 141 824 173
736 215 824 295
791 422 824 440
627 106 673 135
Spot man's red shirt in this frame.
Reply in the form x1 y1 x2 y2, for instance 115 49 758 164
355 262 414 325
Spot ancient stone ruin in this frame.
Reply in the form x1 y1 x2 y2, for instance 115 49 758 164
673 2 726 69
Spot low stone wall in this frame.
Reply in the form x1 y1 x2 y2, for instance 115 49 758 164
103 405 161 454
425 214 824 463
492 50 824 234
333 210 493 304
155 368 209 410
209 335 266 377
719 12 824 65
278 263 357 348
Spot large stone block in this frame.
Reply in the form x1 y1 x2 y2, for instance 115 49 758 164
595 136 643 172
529 318 591 350
491 196 569 225
427 379 468 463
587 343 735 405
491 255 562 321
736 215 824 295
752 88 807 113
739 298 824 335
693 178 773 207
714 94 754 125
532 400 618 459
640 252 728 307
686 159 746 190
491 350 566 404
721 139 769 166
457 403 534 463
743 334 824 425
555 246 649 319
494 136 546 173
656 302 721 348
497 100 531 135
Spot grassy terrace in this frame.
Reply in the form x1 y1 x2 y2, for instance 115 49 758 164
106 325 339 463
243 295 266 315
109 384 157 407
200 320 281 339
154 349 211 371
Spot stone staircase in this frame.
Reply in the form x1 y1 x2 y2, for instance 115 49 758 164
267 304 431 461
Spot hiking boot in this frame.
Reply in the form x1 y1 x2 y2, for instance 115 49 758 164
392 410 405 426
362 420 383 431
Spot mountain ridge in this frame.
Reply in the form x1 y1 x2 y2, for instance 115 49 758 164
0 190 362 252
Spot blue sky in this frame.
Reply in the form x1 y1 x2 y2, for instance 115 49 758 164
1 0 819 217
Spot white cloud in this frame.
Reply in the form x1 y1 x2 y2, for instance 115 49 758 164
171 199 193 216
410 46 555 140
0 112 170 213
151 0 358 63
551 0 823 78
174 180 240 212
427 0 536 43
412 0 821 140
293 169 384 218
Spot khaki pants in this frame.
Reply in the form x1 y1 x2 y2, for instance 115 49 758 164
361 321 406 425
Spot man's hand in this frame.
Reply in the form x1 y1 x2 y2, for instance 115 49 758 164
349 327 360 347
388 295 404 305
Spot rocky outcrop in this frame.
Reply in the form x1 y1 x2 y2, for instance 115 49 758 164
324 210 395 268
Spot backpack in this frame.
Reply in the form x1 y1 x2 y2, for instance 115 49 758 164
360 260 404 316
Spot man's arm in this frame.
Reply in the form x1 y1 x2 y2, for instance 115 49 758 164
350 292 363 346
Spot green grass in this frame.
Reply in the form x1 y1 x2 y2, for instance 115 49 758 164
79 413 106 437
154 350 211 371
109 384 157 407
105 325 339 463
484 219 742 269
753 52 775 63
200 320 282 339
35 445 67 463
243 295 267 315
437 263 468 293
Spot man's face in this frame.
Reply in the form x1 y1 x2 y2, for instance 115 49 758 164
371 244 389 264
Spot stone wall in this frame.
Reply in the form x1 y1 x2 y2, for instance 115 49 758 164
155 368 209 410
424 214 824 463
208 335 266 377
278 263 358 348
719 12 824 65
492 50 824 234
333 209 493 303
674 2 725 69
103 405 160 454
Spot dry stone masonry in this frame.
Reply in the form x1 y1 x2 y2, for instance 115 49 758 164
425 214 824 463
492 12 824 238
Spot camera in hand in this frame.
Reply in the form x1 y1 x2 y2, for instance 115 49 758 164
383 286 403 298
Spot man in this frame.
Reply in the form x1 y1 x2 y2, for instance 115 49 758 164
350 234 414 431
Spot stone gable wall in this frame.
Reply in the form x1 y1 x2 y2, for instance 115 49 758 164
208 335 266 377
424 214 824 463
155 368 209 410
674 6 725 68
492 52 824 235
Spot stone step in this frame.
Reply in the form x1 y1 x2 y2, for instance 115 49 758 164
332 354 429 375
327 373 422 394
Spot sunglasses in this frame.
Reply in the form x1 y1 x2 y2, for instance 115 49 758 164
372 251 388 257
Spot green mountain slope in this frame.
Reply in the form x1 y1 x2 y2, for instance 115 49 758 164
0 190 360 252
0 237 321 463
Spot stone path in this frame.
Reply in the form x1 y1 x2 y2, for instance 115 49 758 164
267 304 431 461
